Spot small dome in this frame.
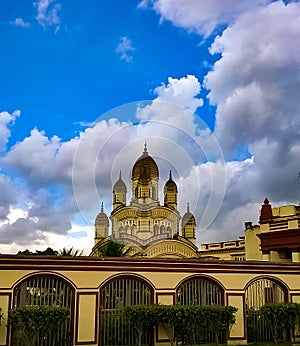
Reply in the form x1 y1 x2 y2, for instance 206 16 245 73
95 202 109 225
164 171 177 193
113 171 127 193
182 203 196 226
132 143 159 181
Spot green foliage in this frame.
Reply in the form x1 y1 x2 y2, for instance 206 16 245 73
58 246 83 256
17 246 84 257
260 302 299 343
202 305 238 344
101 314 127 345
96 240 133 257
17 247 58 256
123 304 237 346
9 305 70 346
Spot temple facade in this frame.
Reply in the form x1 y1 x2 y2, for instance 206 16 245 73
91 144 199 258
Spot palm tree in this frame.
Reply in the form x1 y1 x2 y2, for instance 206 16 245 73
96 240 133 257
58 247 83 256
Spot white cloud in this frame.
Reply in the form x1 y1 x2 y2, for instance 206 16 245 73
141 0 270 37
154 75 203 113
0 175 17 220
10 18 31 28
3 128 63 185
204 1 300 158
0 223 93 255
2 14 300 253
3 0 300 254
33 0 61 32
0 88 224 249
0 110 20 152
136 75 204 137
116 36 136 62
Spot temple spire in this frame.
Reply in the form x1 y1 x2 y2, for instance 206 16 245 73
187 202 190 213
101 202 104 213
119 170 122 180
169 170 172 180
143 142 148 155
259 197 273 224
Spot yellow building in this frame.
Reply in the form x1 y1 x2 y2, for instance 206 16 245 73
199 238 246 261
2 186 300 345
200 198 300 263
1 255 300 346
91 144 199 258
245 198 300 262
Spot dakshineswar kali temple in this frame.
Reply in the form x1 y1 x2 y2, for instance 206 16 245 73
91 143 199 258
91 143 300 262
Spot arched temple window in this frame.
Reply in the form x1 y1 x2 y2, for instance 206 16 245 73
13 274 74 346
167 226 172 236
160 225 165 234
176 275 224 306
99 275 154 345
245 277 288 342
176 276 224 344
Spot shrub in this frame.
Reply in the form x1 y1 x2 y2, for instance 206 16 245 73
260 302 299 343
9 305 70 346
124 304 237 346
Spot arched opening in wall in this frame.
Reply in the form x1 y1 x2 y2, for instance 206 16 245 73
99 275 154 346
176 276 224 344
166 226 172 236
12 273 74 346
245 277 288 342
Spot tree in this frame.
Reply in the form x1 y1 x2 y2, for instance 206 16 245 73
58 247 83 256
17 247 58 256
96 239 133 257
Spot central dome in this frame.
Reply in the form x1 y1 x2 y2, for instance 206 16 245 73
132 143 159 181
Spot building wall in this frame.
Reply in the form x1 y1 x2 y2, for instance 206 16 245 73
200 239 245 260
200 203 300 262
1 255 300 346
245 225 263 260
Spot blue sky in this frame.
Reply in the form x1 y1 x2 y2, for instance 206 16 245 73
1 0 215 141
1 0 300 254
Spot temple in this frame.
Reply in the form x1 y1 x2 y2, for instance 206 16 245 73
91 143 199 258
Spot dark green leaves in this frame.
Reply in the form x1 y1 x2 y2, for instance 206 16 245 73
9 305 70 346
123 304 238 346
